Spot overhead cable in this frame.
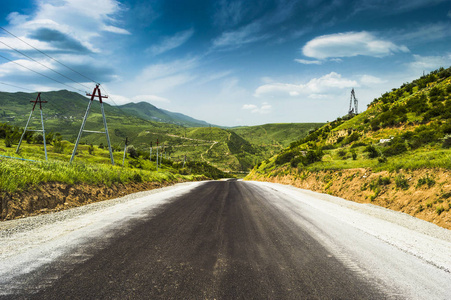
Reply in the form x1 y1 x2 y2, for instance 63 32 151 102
0 52 85 93
0 39 92 91
0 81 35 92
0 26 98 84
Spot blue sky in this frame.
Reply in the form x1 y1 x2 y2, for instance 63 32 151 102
0 0 450 126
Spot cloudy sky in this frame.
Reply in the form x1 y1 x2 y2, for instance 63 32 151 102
0 0 450 126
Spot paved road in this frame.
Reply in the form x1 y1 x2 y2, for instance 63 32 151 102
1 180 451 299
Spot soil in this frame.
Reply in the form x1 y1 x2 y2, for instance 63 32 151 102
247 168 451 230
0 177 207 221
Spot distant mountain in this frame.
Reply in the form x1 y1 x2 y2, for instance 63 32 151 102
0 89 321 172
118 102 211 127
0 90 212 128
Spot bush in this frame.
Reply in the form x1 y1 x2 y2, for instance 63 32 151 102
290 157 302 168
53 140 64 153
383 137 407 157
364 145 379 158
417 174 435 188
442 135 451 148
337 149 347 158
275 150 297 165
395 174 409 190
436 206 444 215
304 149 324 165
351 150 357 160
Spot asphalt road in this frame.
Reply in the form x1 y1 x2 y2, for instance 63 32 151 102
2 180 451 299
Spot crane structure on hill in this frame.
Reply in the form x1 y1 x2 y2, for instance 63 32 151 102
348 88 358 116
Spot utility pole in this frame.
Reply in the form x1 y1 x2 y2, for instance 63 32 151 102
16 93 48 160
348 88 358 116
156 138 159 171
122 137 128 167
70 84 114 165
150 141 152 162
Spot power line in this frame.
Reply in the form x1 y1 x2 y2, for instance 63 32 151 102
0 26 97 84
0 81 35 92
0 39 92 91
0 52 85 93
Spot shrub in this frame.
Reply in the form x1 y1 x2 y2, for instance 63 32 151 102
395 174 409 190
442 135 451 148
344 132 360 144
290 157 302 168
275 150 296 165
364 145 379 158
351 150 357 160
53 140 64 153
417 174 435 188
383 137 407 157
304 149 324 165
436 206 444 215
337 149 347 158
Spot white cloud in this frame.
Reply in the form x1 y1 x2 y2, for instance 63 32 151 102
139 58 199 81
294 58 322 65
302 31 409 60
148 29 194 56
196 70 233 85
213 22 270 49
4 0 128 55
360 75 386 86
101 25 131 35
242 102 272 114
242 104 257 110
395 23 451 43
408 54 451 72
254 72 358 98
214 0 244 27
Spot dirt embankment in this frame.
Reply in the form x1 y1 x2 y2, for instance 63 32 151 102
0 178 207 220
247 168 451 230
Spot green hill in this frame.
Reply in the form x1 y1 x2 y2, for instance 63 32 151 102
0 90 319 172
120 102 211 127
247 66 451 229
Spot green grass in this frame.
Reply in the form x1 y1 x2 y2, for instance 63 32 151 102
0 158 185 193
0 136 224 194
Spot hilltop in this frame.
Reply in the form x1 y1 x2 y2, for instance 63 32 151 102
248 66 451 229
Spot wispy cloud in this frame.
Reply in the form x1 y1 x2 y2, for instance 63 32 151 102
254 72 358 98
212 22 270 49
214 0 244 27
394 23 451 43
302 31 409 60
5 0 128 53
356 0 448 13
294 58 322 65
148 28 194 56
408 54 451 72
242 102 272 114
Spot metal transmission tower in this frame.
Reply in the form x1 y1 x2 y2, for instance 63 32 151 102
16 93 48 160
348 88 358 116
70 84 114 165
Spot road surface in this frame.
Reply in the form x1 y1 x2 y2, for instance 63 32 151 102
1 180 450 299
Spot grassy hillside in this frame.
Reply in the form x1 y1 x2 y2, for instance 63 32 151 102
0 91 318 172
248 66 451 229
231 123 323 147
